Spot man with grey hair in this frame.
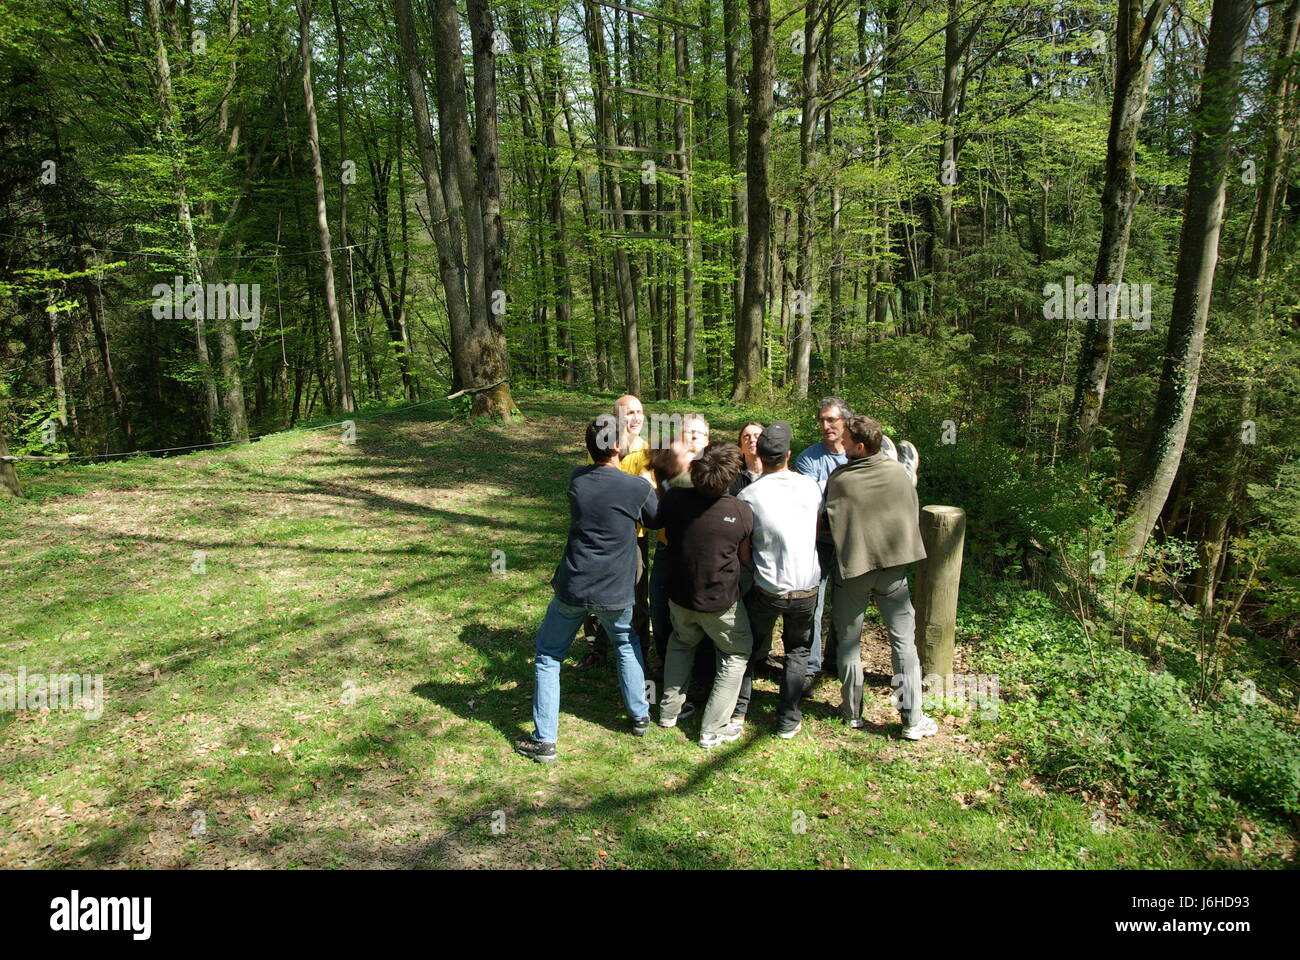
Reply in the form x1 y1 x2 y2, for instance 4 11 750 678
793 397 854 689
794 398 919 694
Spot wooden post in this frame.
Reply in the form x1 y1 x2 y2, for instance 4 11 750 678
0 447 22 499
915 505 965 677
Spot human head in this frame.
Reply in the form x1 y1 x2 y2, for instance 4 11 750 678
757 420 793 470
586 415 622 464
614 395 644 445
682 413 710 456
738 421 763 461
690 441 744 498
816 396 853 446
842 414 883 459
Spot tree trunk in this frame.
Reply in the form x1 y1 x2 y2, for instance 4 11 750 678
145 0 220 436
393 0 475 396
732 0 773 402
675 28 697 398
1125 0 1253 558
793 0 824 399
1070 0 1171 454
298 0 354 414
584 0 641 396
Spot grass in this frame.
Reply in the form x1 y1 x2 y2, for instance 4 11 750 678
0 391 1247 868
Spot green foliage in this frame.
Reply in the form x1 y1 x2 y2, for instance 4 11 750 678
966 587 1300 837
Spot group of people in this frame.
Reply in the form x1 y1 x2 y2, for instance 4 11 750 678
515 394 937 764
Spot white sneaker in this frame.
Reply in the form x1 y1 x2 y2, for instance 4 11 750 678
777 721 802 739
658 701 696 728
898 440 920 488
700 722 743 748
901 715 939 740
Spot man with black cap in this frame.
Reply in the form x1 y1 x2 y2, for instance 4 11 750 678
731 421 824 738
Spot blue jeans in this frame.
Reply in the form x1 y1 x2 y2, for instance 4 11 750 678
531 596 649 743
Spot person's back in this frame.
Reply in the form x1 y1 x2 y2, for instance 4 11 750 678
661 486 753 612
824 454 924 581
552 463 657 610
738 469 821 595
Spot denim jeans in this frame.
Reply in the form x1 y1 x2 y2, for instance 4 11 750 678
734 587 817 728
531 596 649 744
586 536 651 663
829 564 922 727
805 540 837 677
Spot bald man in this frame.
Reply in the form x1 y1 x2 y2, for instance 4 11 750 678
579 395 653 668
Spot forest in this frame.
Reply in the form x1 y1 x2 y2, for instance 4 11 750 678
1 0 1298 860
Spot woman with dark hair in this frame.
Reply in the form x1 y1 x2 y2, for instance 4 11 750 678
730 421 764 496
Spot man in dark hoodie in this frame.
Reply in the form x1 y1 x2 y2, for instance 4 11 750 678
824 414 937 741
516 416 687 764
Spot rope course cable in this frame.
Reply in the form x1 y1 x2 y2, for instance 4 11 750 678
1 397 445 464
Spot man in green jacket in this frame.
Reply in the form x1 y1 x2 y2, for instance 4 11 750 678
824 415 937 740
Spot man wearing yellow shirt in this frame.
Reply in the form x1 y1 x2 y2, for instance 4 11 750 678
579 395 653 668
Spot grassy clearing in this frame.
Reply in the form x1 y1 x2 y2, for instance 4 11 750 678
0 393 1244 868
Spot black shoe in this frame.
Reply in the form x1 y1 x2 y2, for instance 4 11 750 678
801 675 816 698
631 715 650 737
576 650 605 671
515 738 557 763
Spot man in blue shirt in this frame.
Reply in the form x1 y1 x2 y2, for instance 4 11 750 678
794 398 919 695
516 417 686 763
793 397 853 690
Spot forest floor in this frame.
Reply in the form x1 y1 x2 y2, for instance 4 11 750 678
0 393 1236 868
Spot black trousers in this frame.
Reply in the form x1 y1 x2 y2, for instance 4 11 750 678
733 587 818 727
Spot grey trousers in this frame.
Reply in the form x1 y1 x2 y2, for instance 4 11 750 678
662 600 753 738
829 564 923 727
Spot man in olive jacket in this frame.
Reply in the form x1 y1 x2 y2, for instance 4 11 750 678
824 415 937 740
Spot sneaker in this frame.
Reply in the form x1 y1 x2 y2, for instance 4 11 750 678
631 715 650 737
898 440 920 487
576 650 605 672
845 717 866 730
730 712 746 726
901 715 939 740
514 738 557 764
658 701 696 728
777 721 802 739
700 722 743 748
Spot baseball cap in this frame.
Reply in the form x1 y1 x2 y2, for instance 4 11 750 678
757 420 793 459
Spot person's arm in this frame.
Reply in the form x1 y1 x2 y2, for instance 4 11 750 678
639 485 663 529
738 535 751 567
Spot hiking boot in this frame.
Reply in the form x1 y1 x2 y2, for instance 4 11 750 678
515 738 557 764
631 715 650 737
700 722 744 748
901 715 939 740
